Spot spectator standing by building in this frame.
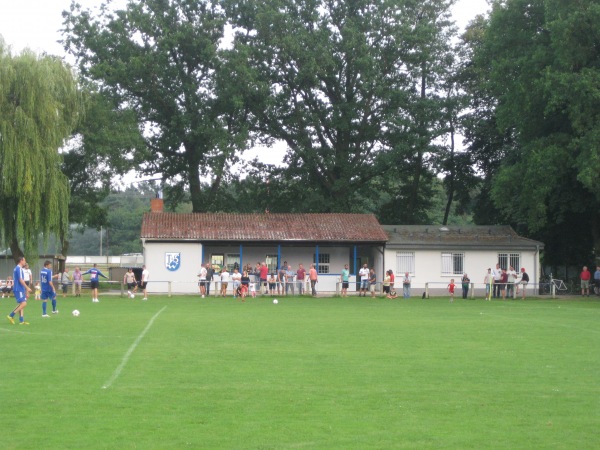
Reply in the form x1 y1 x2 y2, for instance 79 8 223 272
492 263 502 298
309 264 318 297
402 272 411 298
231 268 242 298
285 265 295 295
296 264 306 295
580 266 591 297
594 266 600 296
259 262 269 294
240 271 250 301
220 267 230 297
499 268 508 299
340 264 350 297
198 264 207 298
518 268 529 299
368 268 377 298
206 263 215 296
268 273 276 295
506 266 517 298
484 268 493 301
358 264 369 297
461 273 470 299
277 262 287 296
382 271 391 298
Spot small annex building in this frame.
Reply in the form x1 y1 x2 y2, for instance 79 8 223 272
383 225 544 297
140 199 388 294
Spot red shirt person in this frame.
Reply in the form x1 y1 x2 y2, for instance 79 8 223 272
580 266 591 296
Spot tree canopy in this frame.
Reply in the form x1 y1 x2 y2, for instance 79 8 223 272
62 0 252 212
0 41 82 261
464 0 600 264
226 0 458 218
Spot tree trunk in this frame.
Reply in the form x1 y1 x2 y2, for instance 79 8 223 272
189 163 203 212
9 238 24 264
443 119 456 225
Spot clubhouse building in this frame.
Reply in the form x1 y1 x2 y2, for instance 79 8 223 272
141 198 544 296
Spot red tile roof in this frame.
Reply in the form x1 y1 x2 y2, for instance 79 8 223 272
141 212 388 242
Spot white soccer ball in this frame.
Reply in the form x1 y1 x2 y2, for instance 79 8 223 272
273 299 278 304
129 293 135 299
72 310 80 317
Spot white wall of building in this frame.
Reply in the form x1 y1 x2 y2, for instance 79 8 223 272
384 248 541 297
142 241 204 294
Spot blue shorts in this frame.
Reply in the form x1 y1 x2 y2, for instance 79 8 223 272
361 280 369 289
41 290 56 301
15 291 27 303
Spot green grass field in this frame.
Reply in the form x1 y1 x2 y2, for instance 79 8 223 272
1 295 599 449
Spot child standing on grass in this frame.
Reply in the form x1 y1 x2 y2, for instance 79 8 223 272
34 281 41 300
249 282 256 298
448 279 455 302
268 273 276 295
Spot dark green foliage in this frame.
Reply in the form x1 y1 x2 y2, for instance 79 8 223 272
464 0 600 259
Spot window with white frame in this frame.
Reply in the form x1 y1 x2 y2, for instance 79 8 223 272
497 253 520 271
441 252 464 275
396 252 415 274
313 253 330 274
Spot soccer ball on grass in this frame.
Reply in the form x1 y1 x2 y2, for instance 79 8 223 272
273 299 278 304
72 310 80 317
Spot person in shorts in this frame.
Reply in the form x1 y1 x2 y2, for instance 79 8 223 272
340 264 350 297
124 268 137 297
140 265 149 300
368 268 377 298
358 263 369 297
518 267 529 299
6 257 32 325
382 270 391 297
83 263 108 303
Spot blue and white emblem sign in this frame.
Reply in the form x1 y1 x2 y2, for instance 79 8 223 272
165 252 181 272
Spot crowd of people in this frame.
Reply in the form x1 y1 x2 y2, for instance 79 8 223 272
196 261 320 301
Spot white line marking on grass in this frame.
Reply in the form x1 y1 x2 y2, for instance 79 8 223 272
102 306 167 389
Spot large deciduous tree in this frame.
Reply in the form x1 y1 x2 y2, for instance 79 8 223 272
466 0 600 263
62 0 251 212
226 0 457 216
0 41 81 261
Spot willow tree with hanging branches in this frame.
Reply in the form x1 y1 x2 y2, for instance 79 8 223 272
0 40 82 262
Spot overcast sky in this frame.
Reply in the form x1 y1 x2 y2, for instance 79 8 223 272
1 0 489 56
